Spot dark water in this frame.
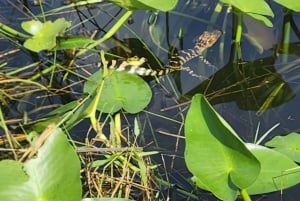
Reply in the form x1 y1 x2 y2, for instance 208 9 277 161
1 0 300 200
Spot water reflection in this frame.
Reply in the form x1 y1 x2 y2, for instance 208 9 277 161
183 55 295 113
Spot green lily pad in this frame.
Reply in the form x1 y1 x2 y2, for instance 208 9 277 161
83 69 152 114
220 0 273 16
22 18 71 52
273 0 300 11
0 126 81 201
184 94 260 201
220 0 274 27
22 20 43 35
246 143 300 194
110 0 177 11
0 160 28 188
265 132 300 163
82 198 134 201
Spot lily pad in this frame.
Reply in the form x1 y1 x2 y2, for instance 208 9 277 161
0 160 28 189
184 94 260 201
246 143 300 194
220 0 274 27
265 132 300 163
273 0 300 11
110 0 177 11
0 126 81 201
22 18 71 52
83 69 152 114
82 198 134 201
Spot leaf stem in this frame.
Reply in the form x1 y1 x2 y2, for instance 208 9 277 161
240 189 252 201
0 22 29 40
282 9 291 63
233 9 243 61
114 112 122 147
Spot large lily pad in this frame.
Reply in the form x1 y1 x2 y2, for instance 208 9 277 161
83 69 152 114
82 198 134 201
265 132 300 163
0 126 81 201
246 143 300 194
0 160 28 192
184 94 260 201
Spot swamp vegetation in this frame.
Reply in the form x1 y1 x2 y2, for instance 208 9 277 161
1 0 300 201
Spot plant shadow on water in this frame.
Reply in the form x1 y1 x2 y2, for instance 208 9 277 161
1 0 300 200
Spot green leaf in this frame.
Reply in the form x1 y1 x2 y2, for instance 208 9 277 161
136 0 177 11
0 160 29 190
22 18 71 52
22 20 43 35
90 158 112 168
0 126 81 201
246 13 273 27
24 127 81 201
83 69 152 114
273 0 300 11
184 94 260 201
220 0 274 27
48 100 79 116
220 0 273 16
265 132 300 163
246 143 300 194
23 116 62 133
56 36 93 50
82 198 134 201
109 0 177 11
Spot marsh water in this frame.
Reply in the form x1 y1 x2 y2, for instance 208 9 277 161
1 0 300 200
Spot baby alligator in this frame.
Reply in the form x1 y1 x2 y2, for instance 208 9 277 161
109 30 221 76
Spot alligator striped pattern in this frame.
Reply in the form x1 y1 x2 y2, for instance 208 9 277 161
108 30 221 77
